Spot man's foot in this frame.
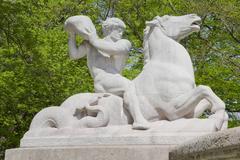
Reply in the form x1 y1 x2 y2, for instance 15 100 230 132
132 122 150 130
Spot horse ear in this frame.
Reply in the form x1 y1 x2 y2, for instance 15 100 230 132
146 19 158 27
146 16 162 27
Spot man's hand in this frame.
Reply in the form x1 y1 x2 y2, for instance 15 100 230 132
73 27 97 41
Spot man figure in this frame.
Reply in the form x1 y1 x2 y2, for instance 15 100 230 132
67 17 149 130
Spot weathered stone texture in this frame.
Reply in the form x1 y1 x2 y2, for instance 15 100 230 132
169 127 240 160
5 145 173 160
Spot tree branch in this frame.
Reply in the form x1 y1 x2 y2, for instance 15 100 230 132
167 0 179 14
221 19 240 44
104 0 112 19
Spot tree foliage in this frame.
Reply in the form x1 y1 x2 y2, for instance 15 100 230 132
0 0 239 159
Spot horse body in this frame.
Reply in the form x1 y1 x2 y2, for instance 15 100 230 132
133 16 196 120
135 27 195 98
133 15 227 128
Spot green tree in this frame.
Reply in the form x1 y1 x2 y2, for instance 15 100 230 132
0 0 239 159
0 0 100 158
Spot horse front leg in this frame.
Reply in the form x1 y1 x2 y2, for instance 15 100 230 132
166 85 227 130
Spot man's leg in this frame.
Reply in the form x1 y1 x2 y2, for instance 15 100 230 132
123 82 150 130
94 73 150 130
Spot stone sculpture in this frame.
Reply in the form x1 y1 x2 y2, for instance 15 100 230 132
24 14 229 137
66 16 149 130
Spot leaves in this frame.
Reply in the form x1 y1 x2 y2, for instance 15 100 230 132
0 0 239 159
0 0 96 158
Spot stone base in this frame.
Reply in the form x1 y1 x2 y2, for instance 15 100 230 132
21 119 217 147
6 119 222 160
5 145 173 160
6 130 213 160
169 127 240 160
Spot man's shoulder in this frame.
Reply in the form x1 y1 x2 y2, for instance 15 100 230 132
117 39 131 44
117 39 131 47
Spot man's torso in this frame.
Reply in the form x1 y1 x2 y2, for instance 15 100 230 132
86 42 128 78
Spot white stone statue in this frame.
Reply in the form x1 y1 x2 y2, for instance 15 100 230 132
133 14 228 130
65 16 149 130
22 14 229 142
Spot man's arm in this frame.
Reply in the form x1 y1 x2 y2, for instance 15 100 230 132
89 37 131 56
68 33 88 60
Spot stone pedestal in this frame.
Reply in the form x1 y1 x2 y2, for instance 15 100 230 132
169 127 240 160
5 119 219 160
20 119 217 147
5 132 210 160
5 145 172 160
5 133 204 160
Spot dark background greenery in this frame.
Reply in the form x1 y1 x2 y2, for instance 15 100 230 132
0 0 239 159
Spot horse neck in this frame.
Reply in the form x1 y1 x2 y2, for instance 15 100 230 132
146 27 185 61
144 26 195 78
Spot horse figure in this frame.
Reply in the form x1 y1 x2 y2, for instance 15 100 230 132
134 14 227 130
28 14 228 132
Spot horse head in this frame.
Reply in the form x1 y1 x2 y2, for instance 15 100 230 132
146 14 201 41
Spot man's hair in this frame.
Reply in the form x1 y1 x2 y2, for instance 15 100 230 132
102 17 126 36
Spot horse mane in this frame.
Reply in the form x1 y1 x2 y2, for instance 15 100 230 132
143 26 151 64
143 16 161 64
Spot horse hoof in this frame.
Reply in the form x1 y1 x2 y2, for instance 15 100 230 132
209 110 225 131
132 122 150 130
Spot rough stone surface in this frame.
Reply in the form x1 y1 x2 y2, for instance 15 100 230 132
5 145 173 160
21 119 216 147
7 128 240 160
169 127 240 160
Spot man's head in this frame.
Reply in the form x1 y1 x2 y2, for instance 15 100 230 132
102 18 126 40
